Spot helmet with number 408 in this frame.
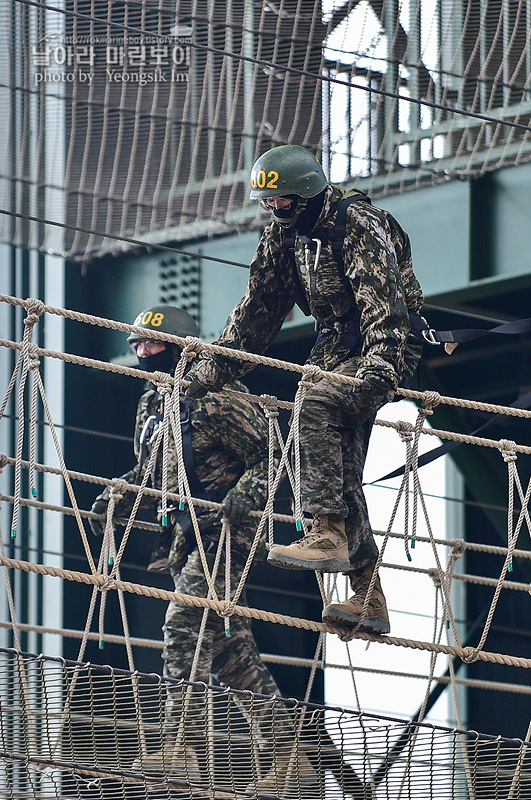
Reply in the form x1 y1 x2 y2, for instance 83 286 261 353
127 305 199 344
249 145 328 228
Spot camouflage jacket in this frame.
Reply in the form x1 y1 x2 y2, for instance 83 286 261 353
194 185 424 388
100 379 271 565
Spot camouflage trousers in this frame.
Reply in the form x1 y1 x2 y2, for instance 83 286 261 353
299 359 389 571
162 547 289 745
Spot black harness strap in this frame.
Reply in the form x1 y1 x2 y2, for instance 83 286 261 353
161 396 224 546
285 195 531 357
421 317 531 347
329 193 371 269
284 193 372 335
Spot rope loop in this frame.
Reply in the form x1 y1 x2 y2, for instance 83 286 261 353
421 390 441 415
260 393 279 418
396 420 414 443
156 382 173 396
499 439 518 462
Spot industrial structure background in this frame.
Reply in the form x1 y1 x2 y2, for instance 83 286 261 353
1 0 531 758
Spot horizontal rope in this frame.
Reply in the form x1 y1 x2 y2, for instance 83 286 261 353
0 458 296 524
3 470 531 563
4 293 531 421
3 338 531 453
1 620 528 696
2 554 531 669
0 492 162 533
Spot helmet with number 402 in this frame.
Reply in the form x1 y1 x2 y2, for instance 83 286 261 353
249 145 327 201
127 305 199 344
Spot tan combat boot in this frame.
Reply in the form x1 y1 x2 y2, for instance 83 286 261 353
248 749 319 797
267 516 350 572
131 744 201 781
322 562 390 634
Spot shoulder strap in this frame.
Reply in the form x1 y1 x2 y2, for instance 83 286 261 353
329 192 371 266
179 396 206 500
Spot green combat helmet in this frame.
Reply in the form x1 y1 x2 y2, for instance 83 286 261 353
249 145 328 228
127 304 199 351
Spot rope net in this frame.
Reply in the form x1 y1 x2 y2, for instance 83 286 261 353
3 0 531 260
2 648 531 800
2 293 531 795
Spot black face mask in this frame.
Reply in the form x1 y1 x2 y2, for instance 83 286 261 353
272 194 301 221
137 343 174 374
294 189 326 236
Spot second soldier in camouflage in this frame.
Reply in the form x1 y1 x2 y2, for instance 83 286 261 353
90 305 318 790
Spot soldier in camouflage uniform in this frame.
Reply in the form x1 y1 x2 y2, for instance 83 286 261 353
186 145 425 638
90 305 318 789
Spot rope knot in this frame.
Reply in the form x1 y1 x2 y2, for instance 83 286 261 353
99 576 114 593
462 646 480 664
0 454 9 471
450 539 466 558
499 439 517 462
396 420 414 443
218 600 235 618
260 394 279 418
110 479 129 501
24 298 45 322
300 364 323 387
182 336 204 360
427 567 442 588
421 390 441 414
26 342 40 371
153 373 173 394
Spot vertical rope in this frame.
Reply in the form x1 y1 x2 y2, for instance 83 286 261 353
291 365 323 534
0 353 23 423
11 303 44 539
261 394 279 550
28 351 39 499
98 482 123 649
223 518 232 638
35 370 97 575
159 384 172 526
175 527 227 756
463 442 528 662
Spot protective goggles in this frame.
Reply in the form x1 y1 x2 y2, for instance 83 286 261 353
129 339 165 355
259 194 300 212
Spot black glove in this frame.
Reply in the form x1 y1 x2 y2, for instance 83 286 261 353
220 491 254 526
185 376 208 399
88 497 109 537
357 372 395 404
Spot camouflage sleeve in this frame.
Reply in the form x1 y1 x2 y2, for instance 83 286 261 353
343 205 412 386
212 389 274 510
193 224 296 389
